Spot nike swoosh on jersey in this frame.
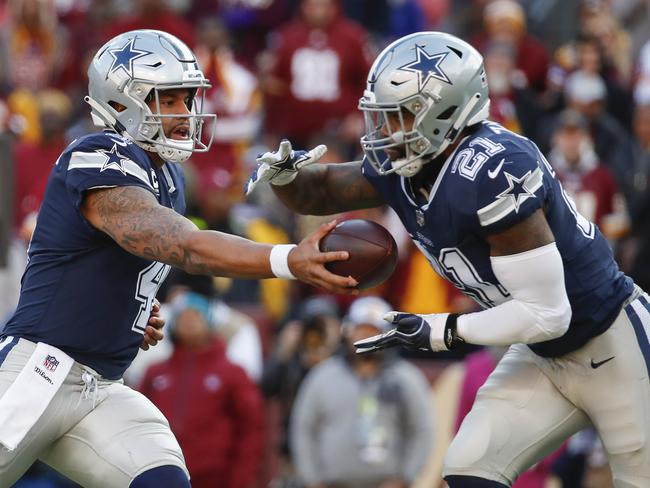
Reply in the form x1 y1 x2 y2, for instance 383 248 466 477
487 158 506 179
590 356 615 369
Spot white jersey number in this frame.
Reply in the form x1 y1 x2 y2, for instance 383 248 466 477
415 241 509 309
291 48 341 102
132 262 170 334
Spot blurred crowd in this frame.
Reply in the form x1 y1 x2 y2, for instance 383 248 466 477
1 0 649 487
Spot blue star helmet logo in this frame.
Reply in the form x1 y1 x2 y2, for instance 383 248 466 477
399 45 451 91
99 144 130 175
496 171 537 212
107 38 151 77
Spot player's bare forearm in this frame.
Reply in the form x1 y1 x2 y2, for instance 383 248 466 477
272 161 385 215
82 186 274 278
486 208 555 255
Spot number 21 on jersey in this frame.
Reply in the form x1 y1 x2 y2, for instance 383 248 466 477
414 241 510 309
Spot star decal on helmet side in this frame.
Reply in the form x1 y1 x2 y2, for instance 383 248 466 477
107 38 152 77
496 171 537 212
399 45 451 91
98 144 130 175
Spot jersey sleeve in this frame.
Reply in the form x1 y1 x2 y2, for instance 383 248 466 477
473 149 547 235
447 145 548 236
62 135 155 210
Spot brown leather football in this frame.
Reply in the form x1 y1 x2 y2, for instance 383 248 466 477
319 219 398 290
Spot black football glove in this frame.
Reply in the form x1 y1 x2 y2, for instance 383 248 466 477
354 312 463 354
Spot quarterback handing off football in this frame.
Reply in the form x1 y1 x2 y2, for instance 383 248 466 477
319 219 398 290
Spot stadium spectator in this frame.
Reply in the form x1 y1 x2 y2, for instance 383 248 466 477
139 291 265 488
290 296 433 488
552 34 633 129
13 89 72 231
261 295 342 464
483 40 543 138
551 70 634 188
340 0 427 44
0 0 68 94
102 0 194 47
471 0 550 93
190 18 263 229
260 0 374 148
578 0 632 85
547 109 628 240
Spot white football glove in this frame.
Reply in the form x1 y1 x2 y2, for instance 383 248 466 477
244 139 327 195
354 312 463 354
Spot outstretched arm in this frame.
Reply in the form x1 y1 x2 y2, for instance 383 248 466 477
244 140 384 215
272 161 385 215
355 209 572 352
81 185 357 293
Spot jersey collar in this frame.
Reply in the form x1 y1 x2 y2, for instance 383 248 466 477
399 135 468 210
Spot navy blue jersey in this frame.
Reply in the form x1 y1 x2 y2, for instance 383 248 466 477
363 121 634 357
4 131 186 379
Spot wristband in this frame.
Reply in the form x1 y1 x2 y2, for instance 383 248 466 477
270 244 297 280
444 313 464 350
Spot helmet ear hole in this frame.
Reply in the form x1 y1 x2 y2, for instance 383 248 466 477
436 105 458 120
108 101 127 113
144 90 155 105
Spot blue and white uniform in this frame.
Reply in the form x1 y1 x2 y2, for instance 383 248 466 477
363 120 634 357
3 131 184 379
0 131 188 486
364 121 650 487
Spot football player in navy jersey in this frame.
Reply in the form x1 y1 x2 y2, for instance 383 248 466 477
0 30 355 488
246 32 650 487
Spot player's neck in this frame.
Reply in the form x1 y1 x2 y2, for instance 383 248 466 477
146 150 166 169
408 126 476 200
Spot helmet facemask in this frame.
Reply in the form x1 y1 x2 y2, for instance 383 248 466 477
360 89 487 177
132 80 215 163
360 92 435 177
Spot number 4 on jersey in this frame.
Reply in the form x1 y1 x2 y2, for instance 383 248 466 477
132 262 170 334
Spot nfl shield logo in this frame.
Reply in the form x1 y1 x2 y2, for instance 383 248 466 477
43 355 59 372
415 209 425 227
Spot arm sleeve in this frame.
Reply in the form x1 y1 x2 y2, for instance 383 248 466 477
457 242 572 346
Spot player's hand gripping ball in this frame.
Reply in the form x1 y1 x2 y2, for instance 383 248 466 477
319 219 398 290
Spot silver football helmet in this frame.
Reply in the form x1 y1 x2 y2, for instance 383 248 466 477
359 31 489 177
86 30 216 163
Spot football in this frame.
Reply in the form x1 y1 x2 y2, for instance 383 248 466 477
319 219 398 290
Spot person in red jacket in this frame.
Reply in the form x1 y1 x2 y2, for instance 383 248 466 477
261 0 374 147
139 291 265 488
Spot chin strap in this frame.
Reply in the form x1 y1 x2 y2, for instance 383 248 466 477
430 92 484 161
394 157 424 177
84 96 127 134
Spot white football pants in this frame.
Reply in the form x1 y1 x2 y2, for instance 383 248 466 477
444 291 650 488
0 338 188 487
